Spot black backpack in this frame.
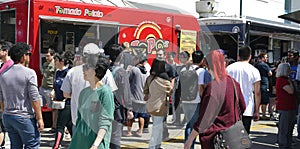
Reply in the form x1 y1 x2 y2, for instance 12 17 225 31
179 65 199 101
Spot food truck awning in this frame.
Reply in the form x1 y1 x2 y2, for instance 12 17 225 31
279 10 300 24
39 15 137 27
0 0 18 4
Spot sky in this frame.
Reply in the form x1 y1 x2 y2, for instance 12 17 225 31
127 0 199 17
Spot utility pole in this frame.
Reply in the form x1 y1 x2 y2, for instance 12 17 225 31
239 0 242 18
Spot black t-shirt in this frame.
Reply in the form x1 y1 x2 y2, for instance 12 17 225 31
166 63 178 79
255 62 271 86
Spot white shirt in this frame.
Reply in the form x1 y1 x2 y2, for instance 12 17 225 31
61 64 117 125
226 61 261 116
295 63 300 81
180 65 206 104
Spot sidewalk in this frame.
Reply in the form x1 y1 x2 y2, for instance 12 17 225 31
3 114 300 149
120 116 200 149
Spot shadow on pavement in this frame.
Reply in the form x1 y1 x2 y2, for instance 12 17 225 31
251 130 300 149
40 130 71 149
250 131 278 149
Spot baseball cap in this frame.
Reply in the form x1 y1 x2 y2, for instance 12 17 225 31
82 43 103 56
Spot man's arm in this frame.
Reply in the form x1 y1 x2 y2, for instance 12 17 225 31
0 102 3 113
253 81 261 121
143 75 152 101
61 71 72 99
170 78 175 91
31 100 44 131
63 92 71 99
267 70 272 76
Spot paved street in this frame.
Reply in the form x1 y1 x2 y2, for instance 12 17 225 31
3 114 300 149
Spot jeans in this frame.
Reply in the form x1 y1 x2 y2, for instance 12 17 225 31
110 120 123 149
149 116 164 149
278 110 297 149
3 114 40 149
182 103 200 149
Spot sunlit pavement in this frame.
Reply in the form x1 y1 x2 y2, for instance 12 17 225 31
119 115 300 149
4 114 300 149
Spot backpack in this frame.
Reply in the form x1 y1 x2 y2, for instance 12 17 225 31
179 65 199 101
111 65 132 123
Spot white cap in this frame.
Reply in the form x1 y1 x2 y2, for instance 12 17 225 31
83 43 103 55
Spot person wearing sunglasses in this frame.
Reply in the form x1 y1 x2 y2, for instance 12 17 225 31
61 43 117 136
0 42 44 149
0 40 13 149
69 54 114 149
0 41 13 74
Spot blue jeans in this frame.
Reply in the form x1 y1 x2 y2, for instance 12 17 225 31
278 110 296 149
297 105 300 138
182 103 200 149
3 114 40 149
149 116 164 149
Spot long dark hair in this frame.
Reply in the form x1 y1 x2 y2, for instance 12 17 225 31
150 58 165 75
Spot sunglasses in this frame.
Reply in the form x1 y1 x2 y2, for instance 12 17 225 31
83 52 100 57
83 64 95 71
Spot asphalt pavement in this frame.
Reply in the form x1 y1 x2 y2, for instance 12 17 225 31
3 114 300 149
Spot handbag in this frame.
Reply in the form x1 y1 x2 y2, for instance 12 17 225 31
213 78 252 149
146 76 169 116
52 100 65 109
147 97 168 116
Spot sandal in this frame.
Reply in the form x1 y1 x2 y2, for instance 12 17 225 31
134 131 142 137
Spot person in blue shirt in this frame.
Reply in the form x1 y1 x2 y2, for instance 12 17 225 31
52 51 74 149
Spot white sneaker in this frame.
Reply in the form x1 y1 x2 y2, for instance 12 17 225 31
64 133 71 140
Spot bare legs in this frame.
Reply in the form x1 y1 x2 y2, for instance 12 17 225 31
52 109 58 130
126 117 145 137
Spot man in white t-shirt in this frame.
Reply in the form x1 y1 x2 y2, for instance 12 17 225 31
61 43 117 129
226 45 261 134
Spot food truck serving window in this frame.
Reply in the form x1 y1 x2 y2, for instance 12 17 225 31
0 10 16 43
40 17 119 68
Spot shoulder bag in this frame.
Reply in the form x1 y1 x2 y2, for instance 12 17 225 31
213 78 252 149
147 97 168 116
146 76 169 116
52 99 66 110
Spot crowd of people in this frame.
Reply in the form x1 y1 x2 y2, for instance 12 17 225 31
1 40 300 149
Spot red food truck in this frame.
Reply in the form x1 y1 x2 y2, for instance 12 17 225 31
0 0 200 76
0 0 201 124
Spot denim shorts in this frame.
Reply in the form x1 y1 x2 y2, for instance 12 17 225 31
134 112 149 119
